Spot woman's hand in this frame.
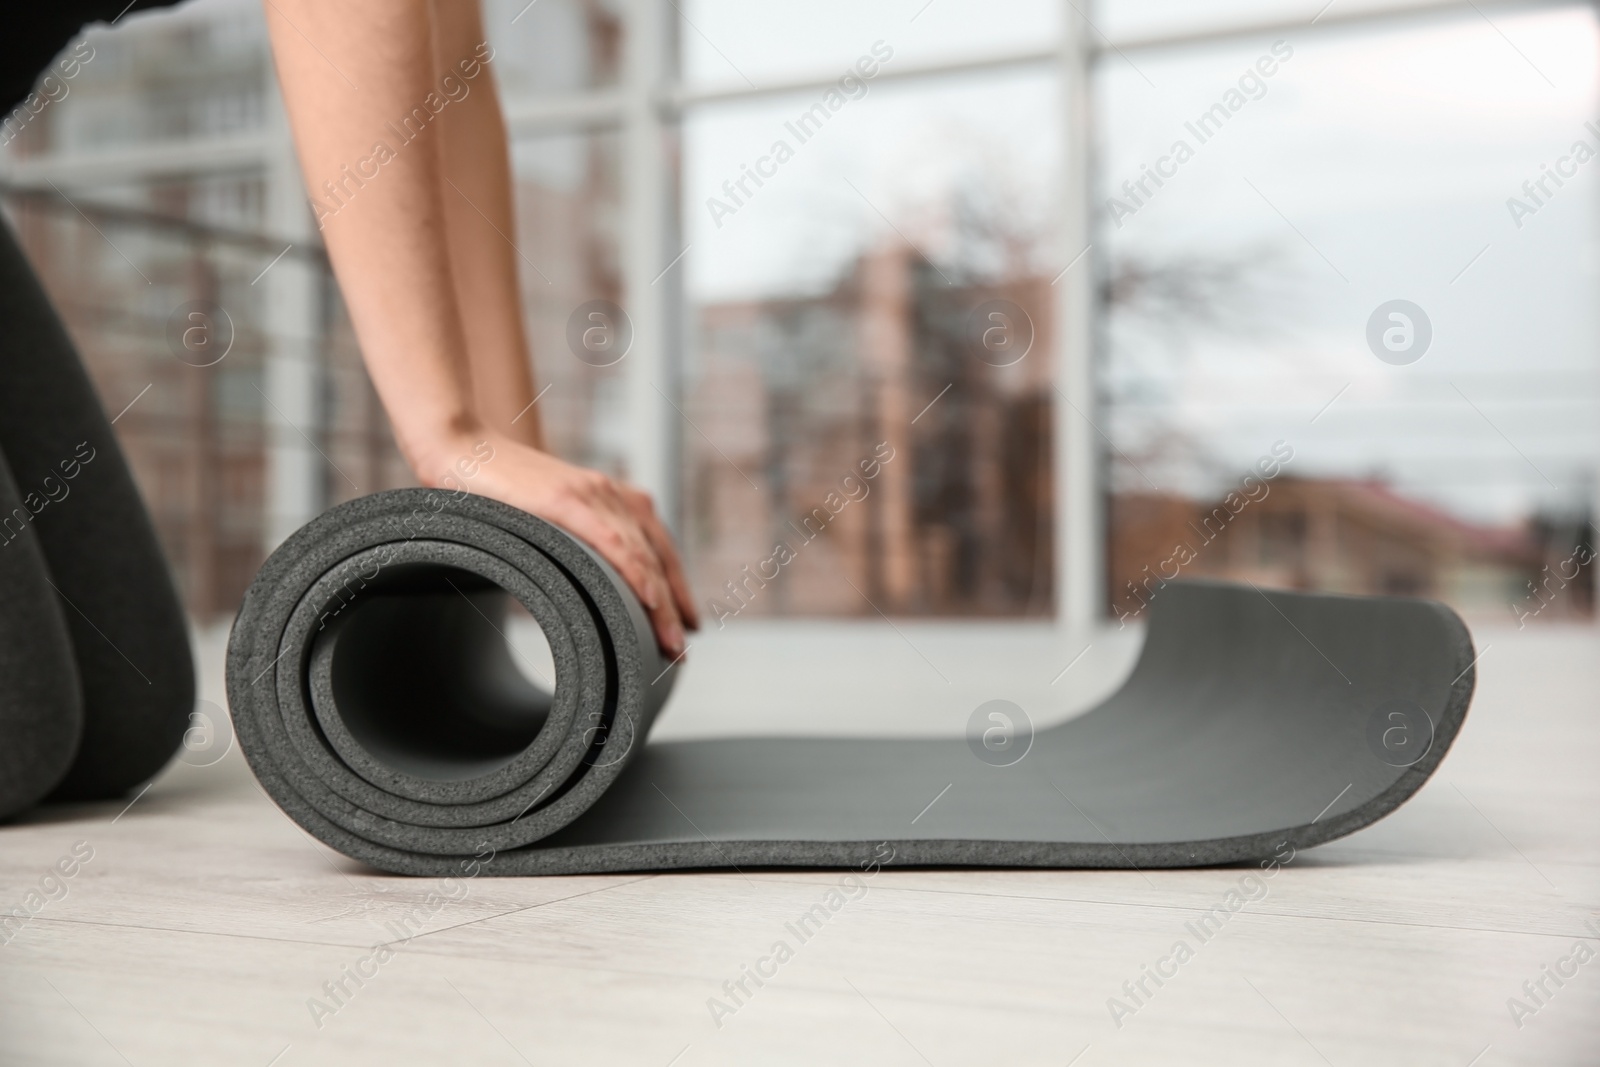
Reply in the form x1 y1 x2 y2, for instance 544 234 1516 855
422 433 698 657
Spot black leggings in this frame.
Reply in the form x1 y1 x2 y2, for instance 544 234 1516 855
0 216 192 819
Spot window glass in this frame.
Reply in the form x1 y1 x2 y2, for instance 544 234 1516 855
1098 0 1431 43
681 69 1060 620
513 130 628 476
1099 6 1599 623
32 0 269 156
680 0 1058 92
484 0 624 95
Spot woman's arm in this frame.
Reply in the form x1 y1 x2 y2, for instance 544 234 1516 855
263 0 696 653
427 0 542 450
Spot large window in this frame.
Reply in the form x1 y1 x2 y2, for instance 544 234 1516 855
2 0 1593 628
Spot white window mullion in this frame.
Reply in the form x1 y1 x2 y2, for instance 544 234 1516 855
620 0 677 518
1058 1 1100 628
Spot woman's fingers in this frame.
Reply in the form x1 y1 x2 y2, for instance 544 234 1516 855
559 493 685 656
643 584 687 660
623 489 700 631
656 527 700 632
621 539 686 656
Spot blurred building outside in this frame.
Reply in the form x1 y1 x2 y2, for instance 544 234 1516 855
1109 477 1593 624
687 239 1055 619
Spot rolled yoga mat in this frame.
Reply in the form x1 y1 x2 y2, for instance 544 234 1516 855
226 488 1476 876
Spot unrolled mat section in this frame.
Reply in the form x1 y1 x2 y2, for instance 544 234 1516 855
226 489 1476 877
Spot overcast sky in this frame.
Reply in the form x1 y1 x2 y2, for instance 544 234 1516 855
1098 5 1598 523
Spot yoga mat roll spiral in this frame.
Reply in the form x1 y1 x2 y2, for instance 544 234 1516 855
227 489 1477 876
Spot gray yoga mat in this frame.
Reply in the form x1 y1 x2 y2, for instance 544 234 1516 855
226 489 1476 876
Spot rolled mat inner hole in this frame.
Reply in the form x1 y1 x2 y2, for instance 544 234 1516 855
310 563 556 783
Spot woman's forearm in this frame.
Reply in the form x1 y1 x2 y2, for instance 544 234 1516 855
429 0 543 451
264 0 482 481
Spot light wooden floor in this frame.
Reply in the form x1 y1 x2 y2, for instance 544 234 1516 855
1 617 1595 1066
